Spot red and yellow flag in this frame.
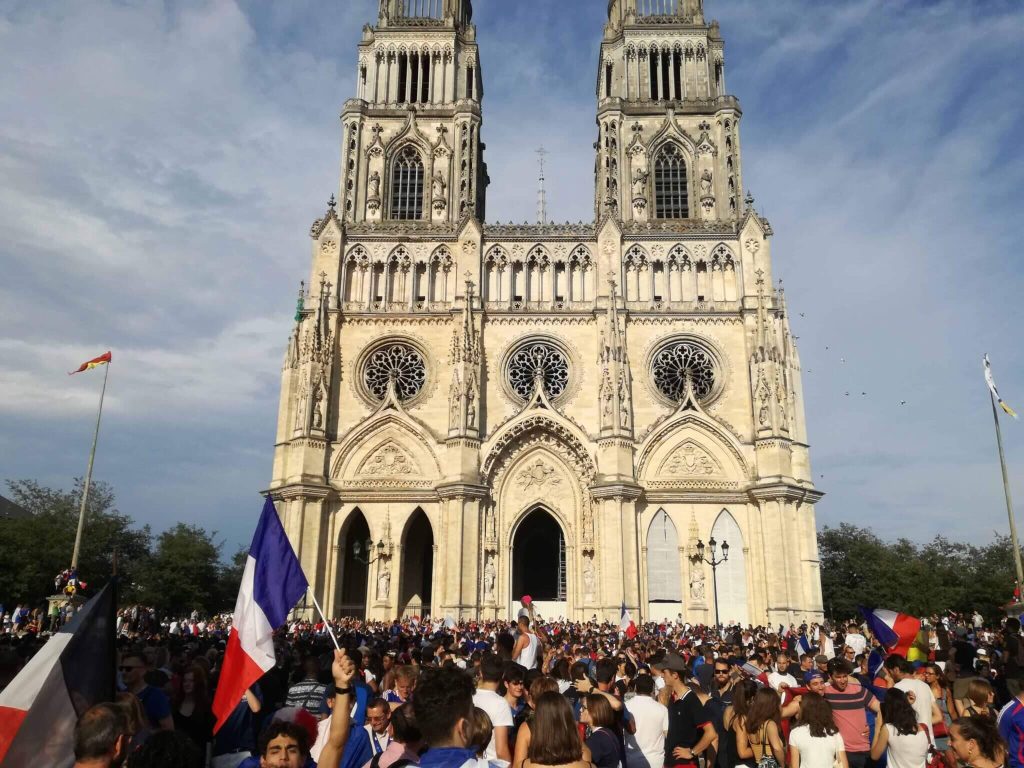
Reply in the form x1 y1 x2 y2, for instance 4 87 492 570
69 351 112 375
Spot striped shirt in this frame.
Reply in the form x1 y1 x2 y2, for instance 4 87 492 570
998 698 1024 768
825 681 876 753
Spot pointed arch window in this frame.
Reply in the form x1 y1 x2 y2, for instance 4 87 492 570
390 146 424 220
654 144 689 219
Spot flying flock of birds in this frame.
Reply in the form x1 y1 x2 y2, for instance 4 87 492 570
791 310 907 482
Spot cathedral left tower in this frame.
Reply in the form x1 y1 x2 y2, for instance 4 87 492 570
270 0 488 620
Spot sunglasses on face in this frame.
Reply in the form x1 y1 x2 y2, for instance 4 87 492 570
119 666 141 672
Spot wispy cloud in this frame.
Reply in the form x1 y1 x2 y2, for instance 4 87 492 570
1 0 1022 549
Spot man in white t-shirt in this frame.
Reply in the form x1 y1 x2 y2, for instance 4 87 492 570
472 653 513 762
625 674 668 768
888 656 939 740
767 652 798 692
844 624 868 656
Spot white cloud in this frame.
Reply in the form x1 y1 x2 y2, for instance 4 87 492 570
2 0 1023 549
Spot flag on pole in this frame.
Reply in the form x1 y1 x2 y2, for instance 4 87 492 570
212 497 308 733
740 661 770 686
0 580 117 767
985 354 1018 419
69 351 112 375
858 607 920 658
797 634 813 655
619 602 638 639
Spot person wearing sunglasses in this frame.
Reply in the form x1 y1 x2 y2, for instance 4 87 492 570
119 652 173 732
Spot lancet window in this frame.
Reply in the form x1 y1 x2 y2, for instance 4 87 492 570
390 146 424 220
654 144 689 219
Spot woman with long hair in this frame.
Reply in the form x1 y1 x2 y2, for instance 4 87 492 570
525 691 590 768
870 688 929 768
172 663 214 764
922 663 954 765
737 687 786 768
514 676 561 768
583 693 626 768
723 679 759 768
948 715 1005 768
788 693 847 768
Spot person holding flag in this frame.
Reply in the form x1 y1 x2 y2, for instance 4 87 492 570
620 603 638 640
212 494 311 767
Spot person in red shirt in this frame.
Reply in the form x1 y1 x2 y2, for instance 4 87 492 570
824 660 879 768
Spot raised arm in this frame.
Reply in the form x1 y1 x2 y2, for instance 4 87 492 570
317 649 357 768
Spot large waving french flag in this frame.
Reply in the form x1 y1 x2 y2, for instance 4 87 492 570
0 580 116 767
213 496 308 732
859 607 920 658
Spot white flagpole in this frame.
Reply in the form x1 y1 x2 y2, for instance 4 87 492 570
71 361 110 570
308 587 341 650
990 389 1024 587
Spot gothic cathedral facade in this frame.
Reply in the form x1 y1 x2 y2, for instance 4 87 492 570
270 0 825 625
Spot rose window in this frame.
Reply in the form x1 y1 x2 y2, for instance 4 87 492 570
651 341 717 402
506 341 570 400
363 343 426 401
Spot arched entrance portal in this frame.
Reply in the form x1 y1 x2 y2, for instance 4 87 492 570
647 509 683 621
338 509 370 618
511 508 566 618
711 510 748 626
400 509 434 618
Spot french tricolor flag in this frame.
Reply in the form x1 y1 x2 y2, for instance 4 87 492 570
859 607 920 658
620 602 638 639
213 497 308 732
0 580 116 766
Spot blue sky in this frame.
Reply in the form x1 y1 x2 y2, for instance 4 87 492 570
1 0 1023 556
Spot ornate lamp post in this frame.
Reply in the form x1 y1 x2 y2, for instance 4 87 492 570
352 537 386 565
693 536 729 626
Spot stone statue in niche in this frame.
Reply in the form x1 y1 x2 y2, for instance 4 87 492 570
432 171 446 199
483 554 496 600
485 505 495 541
618 375 630 428
690 568 706 601
377 561 391 600
700 169 713 197
583 557 596 599
631 167 649 199
466 386 477 427
367 171 381 209
582 501 594 543
311 384 324 430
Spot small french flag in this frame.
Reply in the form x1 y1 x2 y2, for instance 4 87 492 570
859 607 920 658
212 497 308 733
620 602 638 639
797 634 813 655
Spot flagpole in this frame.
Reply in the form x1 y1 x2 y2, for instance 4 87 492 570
72 361 110 571
307 587 341 650
991 390 1024 587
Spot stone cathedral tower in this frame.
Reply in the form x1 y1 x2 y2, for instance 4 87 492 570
270 0 825 625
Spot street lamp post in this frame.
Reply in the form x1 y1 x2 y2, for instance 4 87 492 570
693 536 729 626
353 538 386 565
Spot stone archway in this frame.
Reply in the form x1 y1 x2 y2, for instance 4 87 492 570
337 508 370 618
399 508 434 618
711 509 748 625
510 507 566 618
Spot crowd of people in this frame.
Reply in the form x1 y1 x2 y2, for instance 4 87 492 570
4 602 1024 768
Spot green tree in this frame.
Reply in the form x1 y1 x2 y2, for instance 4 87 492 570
134 523 227 616
819 523 1020 620
0 478 150 605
